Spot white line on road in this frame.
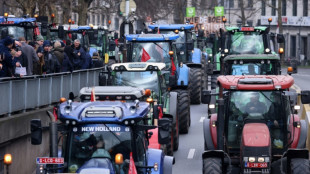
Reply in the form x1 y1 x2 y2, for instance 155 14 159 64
187 149 195 159
199 117 206 122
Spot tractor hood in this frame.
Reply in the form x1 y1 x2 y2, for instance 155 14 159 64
77 158 115 174
242 123 270 147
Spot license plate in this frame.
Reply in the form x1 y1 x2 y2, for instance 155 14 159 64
245 162 268 168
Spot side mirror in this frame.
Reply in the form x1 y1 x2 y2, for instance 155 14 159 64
198 29 204 37
201 90 211 104
158 118 172 144
114 32 119 39
31 119 42 145
168 75 176 88
72 33 77 41
301 90 310 104
109 40 116 51
58 26 64 39
41 23 48 36
69 92 75 101
98 72 107 86
187 41 194 50
1 28 8 39
277 34 285 43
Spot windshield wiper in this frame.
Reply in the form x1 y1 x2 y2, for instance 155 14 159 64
153 42 168 54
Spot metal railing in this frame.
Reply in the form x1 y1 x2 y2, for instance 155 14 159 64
0 68 104 116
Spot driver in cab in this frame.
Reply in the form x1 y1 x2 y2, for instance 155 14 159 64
245 93 267 114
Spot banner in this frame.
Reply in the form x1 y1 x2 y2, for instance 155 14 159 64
185 16 226 36
186 7 196 17
215 6 224 17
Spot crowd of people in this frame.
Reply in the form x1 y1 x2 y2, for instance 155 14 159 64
0 35 104 78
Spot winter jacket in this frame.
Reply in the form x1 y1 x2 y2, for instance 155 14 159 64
20 42 39 76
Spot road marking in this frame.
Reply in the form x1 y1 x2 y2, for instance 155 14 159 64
187 149 195 159
200 117 206 122
291 84 301 93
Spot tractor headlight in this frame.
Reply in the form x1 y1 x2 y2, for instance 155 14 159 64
258 157 264 162
209 104 215 109
249 157 255 162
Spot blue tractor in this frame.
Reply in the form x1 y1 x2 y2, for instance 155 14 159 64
148 24 208 104
0 15 39 40
30 99 173 173
124 34 191 135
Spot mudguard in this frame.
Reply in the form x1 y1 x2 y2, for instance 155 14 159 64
289 115 302 148
202 150 225 161
147 148 165 174
203 119 215 150
297 119 308 148
163 155 173 174
177 64 189 86
89 47 98 57
191 48 202 64
149 128 161 149
169 92 178 124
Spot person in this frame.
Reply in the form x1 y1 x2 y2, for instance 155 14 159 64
11 46 27 77
73 39 92 70
245 92 267 114
64 40 80 70
247 64 257 75
92 52 103 68
19 37 39 76
42 40 60 74
52 41 72 72
0 36 15 77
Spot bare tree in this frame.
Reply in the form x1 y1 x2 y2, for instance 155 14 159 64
72 0 94 25
231 0 261 25
4 0 37 16
88 0 122 25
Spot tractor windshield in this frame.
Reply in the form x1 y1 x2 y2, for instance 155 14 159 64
0 26 26 39
131 42 170 65
229 32 264 54
48 30 61 42
113 71 159 94
67 124 131 173
160 30 187 62
227 61 277 75
227 91 291 150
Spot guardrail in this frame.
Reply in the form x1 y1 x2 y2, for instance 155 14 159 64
0 68 104 116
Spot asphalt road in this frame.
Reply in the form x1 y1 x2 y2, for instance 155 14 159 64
172 69 310 174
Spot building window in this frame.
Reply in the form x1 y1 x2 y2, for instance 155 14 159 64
229 0 234 8
293 0 297 16
282 0 286 16
272 0 276 16
97 15 100 25
304 0 308 16
102 15 105 25
220 0 224 6
248 0 253 8
261 1 266 16
291 36 296 58
92 14 95 24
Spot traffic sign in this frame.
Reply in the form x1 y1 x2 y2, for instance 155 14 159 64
120 0 136 16
215 6 224 17
186 7 196 17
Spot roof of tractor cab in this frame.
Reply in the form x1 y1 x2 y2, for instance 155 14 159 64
148 24 194 30
0 16 36 24
111 62 166 71
224 54 280 62
218 75 294 90
225 26 267 32
126 34 179 41
79 86 145 100
58 101 150 123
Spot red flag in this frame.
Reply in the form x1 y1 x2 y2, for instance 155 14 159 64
34 23 40 36
90 87 96 102
141 48 151 62
128 152 138 174
68 26 72 39
157 27 160 34
158 106 163 119
171 57 176 75
53 107 58 121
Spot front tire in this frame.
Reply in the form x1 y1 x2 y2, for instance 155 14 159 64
189 68 202 104
174 89 190 134
291 158 310 174
203 158 222 174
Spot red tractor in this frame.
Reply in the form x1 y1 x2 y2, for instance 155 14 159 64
201 75 310 174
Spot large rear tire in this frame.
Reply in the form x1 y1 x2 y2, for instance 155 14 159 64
291 158 310 174
166 127 174 156
173 115 179 151
174 90 190 134
189 68 202 104
211 74 219 90
203 158 222 174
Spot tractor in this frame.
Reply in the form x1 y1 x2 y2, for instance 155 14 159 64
0 15 40 40
30 98 174 173
201 75 310 173
98 62 189 155
148 24 208 104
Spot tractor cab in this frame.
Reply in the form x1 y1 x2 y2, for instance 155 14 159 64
202 75 310 174
31 100 173 174
0 15 38 40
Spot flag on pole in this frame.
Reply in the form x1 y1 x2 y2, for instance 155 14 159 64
128 152 138 174
141 48 151 62
171 57 176 75
91 87 96 102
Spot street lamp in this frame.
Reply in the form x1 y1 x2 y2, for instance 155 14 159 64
4 153 12 174
268 18 272 28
